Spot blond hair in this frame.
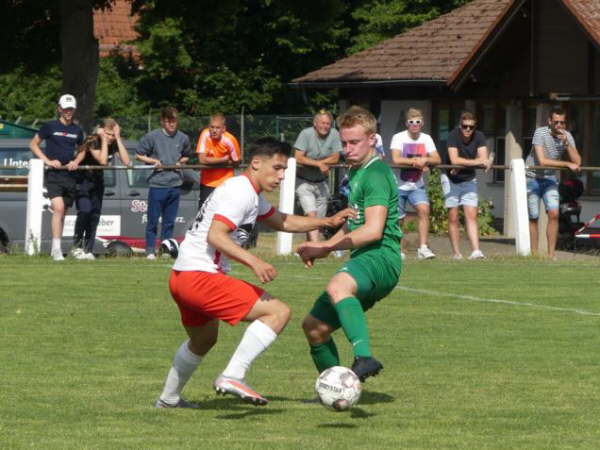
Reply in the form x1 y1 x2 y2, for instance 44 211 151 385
406 108 423 120
337 106 377 135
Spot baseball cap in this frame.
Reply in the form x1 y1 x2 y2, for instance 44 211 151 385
58 94 77 109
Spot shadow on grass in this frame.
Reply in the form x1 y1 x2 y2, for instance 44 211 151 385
357 390 395 405
317 423 357 429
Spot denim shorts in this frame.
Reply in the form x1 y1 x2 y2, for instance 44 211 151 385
527 177 559 219
397 186 429 219
441 174 478 208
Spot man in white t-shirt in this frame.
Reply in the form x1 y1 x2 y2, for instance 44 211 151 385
390 108 440 259
155 137 353 409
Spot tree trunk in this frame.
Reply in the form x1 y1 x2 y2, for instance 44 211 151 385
60 0 99 133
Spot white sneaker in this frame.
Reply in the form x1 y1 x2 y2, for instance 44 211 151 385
416 246 435 260
51 249 64 261
146 253 156 260
468 250 486 260
452 253 463 260
333 250 344 258
71 248 86 260
83 252 96 260
400 252 406 261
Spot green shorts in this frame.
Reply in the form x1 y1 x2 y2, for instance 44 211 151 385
309 250 401 329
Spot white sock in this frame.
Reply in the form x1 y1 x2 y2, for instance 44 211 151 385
159 340 202 404
52 238 62 252
222 320 277 380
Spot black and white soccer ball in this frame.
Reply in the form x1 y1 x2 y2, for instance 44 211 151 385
160 238 179 259
315 366 362 411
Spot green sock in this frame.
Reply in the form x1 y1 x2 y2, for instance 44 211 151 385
334 296 372 358
310 338 340 373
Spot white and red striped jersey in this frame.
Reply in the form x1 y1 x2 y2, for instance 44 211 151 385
173 174 275 273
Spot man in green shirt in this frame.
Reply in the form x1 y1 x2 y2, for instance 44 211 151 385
298 106 402 382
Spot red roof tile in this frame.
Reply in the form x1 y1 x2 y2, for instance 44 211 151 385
93 0 139 57
561 0 600 46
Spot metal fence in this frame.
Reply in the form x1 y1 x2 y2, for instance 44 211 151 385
108 113 313 160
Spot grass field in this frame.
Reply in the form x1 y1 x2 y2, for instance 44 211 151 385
1 249 600 449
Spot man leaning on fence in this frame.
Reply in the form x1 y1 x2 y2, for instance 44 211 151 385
29 94 84 261
294 109 342 242
196 113 241 211
525 107 581 260
136 107 192 259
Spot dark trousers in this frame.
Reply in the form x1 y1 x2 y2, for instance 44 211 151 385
74 179 104 253
198 184 215 211
146 186 181 254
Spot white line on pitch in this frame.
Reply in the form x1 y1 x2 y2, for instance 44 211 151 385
396 286 600 317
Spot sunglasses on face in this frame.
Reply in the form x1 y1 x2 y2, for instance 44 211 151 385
461 124 475 130
407 119 422 125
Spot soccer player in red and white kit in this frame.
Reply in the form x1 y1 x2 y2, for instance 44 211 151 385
155 137 354 408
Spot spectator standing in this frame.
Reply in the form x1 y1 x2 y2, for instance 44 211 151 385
136 107 191 259
70 118 130 260
196 113 241 211
29 94 84 261
526 107 581 259
294 109 342 242
390 108 441 260
441 112 491 260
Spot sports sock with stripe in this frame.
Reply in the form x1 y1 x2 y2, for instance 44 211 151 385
159 339 202 405
334 296 372 358
222 319 277 380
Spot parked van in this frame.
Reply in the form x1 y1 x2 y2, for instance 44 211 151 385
0 139 200 255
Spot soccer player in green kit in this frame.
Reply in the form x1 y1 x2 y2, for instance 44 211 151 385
298 106 402 382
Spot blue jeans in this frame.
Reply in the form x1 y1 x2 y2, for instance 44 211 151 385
527 177 559 220
146 186 181 254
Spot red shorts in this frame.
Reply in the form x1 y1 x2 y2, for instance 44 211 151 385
169 270 265 327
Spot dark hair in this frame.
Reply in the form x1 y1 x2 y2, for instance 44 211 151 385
160 106 178 120
247 137 291 160
549 106 566 118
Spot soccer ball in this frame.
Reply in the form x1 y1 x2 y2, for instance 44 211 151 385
315 366 362 411
159 238 179 259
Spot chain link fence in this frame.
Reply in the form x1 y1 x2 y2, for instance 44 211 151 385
115 113 313 162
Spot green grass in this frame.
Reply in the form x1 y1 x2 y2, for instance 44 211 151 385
1 252 600 449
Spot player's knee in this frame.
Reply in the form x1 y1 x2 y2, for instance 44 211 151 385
270 299 291 326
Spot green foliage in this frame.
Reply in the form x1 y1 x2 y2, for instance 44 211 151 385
95 58 149 123
427 168 449 234
350 0 471 53
0 65 62 123
427 168 497 236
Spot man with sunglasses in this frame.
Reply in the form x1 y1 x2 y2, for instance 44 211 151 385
441 111 491 260
525 107 581 259
391 108 440 259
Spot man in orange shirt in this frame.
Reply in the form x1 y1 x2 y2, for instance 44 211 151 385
196 113 241 210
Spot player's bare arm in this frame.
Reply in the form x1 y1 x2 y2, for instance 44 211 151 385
262 208 356 233
207 219 277 283
533 145 580 171
198 153 230 165
448 147 487 167
296 205 387 267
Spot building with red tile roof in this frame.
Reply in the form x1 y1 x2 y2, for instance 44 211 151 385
93 0 139 57
293 0 600 231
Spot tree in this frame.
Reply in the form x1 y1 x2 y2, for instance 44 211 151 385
349 0 471 54
0 0 114 131
129 0 350 115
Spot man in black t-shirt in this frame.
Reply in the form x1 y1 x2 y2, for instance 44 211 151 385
441 111 491 260
30 94 84 261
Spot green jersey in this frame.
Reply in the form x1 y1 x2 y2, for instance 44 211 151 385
346 155 402 258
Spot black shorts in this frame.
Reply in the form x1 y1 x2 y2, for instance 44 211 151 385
45 171 77 208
